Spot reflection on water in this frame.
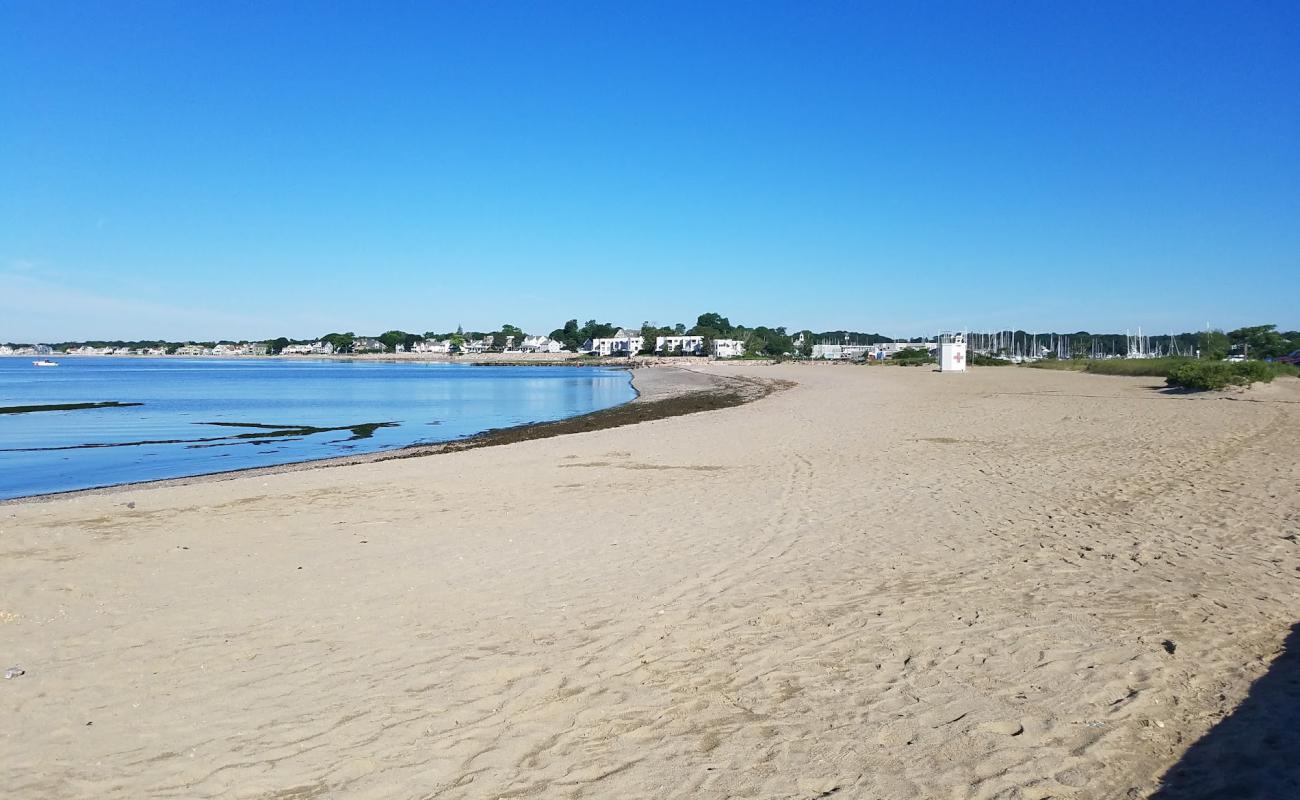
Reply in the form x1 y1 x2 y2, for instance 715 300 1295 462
0 358 634 499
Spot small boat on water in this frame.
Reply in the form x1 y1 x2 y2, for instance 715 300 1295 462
32 359 59 367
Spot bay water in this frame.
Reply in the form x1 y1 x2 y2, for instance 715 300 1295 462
0 358 635 500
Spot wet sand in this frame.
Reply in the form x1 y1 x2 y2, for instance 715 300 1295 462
2 365 1298 798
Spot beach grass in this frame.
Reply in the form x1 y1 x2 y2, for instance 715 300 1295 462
1027 357 1193 377
1026 357 1300 385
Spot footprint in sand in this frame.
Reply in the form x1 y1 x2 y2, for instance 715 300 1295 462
979 720 1025 736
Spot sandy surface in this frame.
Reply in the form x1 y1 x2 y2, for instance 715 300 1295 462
2 365 1298 799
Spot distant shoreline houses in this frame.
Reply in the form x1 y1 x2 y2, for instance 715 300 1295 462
1 312 933 362
0 332 755 359
580 329 748 358
810 341 937 360
0 333 936 362
0 344 54 356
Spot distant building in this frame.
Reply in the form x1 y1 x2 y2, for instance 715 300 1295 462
411 338 450 354
8 345 50 356
712 338 746 358
877 342 935 358
655 335 704 355
174 344 212 356
520 335 563 353
583 329 642 356
462 335 494 354
351 338 384 353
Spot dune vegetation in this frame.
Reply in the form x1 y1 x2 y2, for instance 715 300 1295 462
1025 357 1298 388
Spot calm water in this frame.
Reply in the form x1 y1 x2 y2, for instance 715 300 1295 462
0 358 635 500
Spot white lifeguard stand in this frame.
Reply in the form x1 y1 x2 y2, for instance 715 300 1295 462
937 331 967 372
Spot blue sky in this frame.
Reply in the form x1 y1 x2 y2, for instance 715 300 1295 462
2 1 1297 341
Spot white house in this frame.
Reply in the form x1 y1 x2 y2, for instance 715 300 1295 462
352 337 385 353
712 338 746 358
461 335 494 354
812 343 877 360
411 338 450 354
583 329 642 356
655 335 704 355
5 345 50 356
520 335 563 353
282 341 336 355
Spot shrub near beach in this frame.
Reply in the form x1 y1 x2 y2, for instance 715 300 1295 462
1165 360 1277 391
1026 356 1295 389
1027 357 1191 376
891 347 935 366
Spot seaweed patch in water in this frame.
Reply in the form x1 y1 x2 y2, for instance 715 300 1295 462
198 421 397 441
0 420 397 452
0 401 143 415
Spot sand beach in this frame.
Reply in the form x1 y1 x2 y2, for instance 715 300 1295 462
2 364 1298 798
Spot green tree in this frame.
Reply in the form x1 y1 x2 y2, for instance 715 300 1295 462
581 319 617 340
694 312 732 336
378 330 408 352
549 319 582 352
744 326 793 357
494 323 525 350
1197 330 1230 360
639 324 659 355
319 332 354 353
269 337 290 355
1228 324 1287 359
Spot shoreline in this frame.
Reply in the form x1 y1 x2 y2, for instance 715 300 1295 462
1 365 787 505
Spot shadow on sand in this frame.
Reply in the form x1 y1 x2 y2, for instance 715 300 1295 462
1151 622 1300 799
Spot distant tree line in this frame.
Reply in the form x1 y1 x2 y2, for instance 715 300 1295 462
13 323 1299 360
